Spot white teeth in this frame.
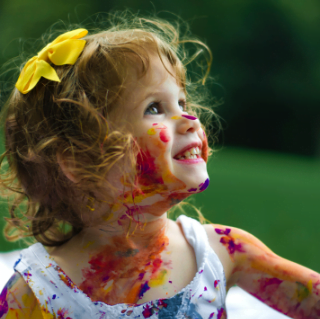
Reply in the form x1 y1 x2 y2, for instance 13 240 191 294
176 145 202 160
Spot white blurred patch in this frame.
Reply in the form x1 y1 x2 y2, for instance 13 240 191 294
0 250 20 290
226 286 293 319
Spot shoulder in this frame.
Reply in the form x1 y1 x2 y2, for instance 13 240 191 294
202 224 235 287
202 223 275 288
0 272 42 318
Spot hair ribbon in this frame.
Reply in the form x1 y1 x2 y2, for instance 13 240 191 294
15 28 88 94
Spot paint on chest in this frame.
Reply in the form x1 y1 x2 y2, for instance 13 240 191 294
79 234 172 304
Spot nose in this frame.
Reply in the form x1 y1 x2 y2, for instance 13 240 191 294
176 114 201 134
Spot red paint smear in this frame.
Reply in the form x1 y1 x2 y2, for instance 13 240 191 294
142 304 153 317
152 123 158 126
258 277 283 293
136 149 164 186
80 234 170 305
158 299 168 307
159 129 170 143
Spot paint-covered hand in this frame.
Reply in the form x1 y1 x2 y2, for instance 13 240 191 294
0 272 42 318
214 226 320 319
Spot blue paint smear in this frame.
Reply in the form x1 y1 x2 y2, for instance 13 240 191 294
199 178 210 192
13 257 21 269
139 281 151 299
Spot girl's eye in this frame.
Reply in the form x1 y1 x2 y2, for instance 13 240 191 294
178 99 186 111
144 99 187 115
144 102 163 115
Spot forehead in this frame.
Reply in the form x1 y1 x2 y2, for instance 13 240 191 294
121 53 183 105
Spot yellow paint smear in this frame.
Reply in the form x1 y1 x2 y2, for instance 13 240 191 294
171 115 181 120
147 128 156 135
149 270 168 287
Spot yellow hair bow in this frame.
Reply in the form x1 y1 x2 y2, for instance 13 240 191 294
15 28 88 94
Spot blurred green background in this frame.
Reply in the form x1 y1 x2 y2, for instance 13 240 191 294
0 0 320 273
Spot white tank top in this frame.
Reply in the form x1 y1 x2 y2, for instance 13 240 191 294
14 215 227 319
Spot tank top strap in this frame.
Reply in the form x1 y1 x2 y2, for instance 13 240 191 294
176 214 210 269
176 214 227 304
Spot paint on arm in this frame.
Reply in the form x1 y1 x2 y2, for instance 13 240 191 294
0 272 42 318
214 225 320 318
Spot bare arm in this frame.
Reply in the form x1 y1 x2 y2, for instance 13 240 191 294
207 224 320 319
0 272 42 319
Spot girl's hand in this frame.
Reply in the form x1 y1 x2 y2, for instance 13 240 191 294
0 272 42 318
205 224 320 319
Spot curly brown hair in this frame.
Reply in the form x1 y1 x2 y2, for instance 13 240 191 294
0 10 222 247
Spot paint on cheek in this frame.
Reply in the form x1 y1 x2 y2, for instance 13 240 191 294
136 149 164 186
152 123 158 126
0 287 8 317
147 128 156 135
159 129 170 143
187 188 197 192
202 134 209 163
199 178 210 192
182 114 197 120
171 115 181 120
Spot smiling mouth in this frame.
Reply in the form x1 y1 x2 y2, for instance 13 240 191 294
174 147 202 160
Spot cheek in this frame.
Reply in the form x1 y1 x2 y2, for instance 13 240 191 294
159 129 170 143
200 130 209 163
145 124 170 148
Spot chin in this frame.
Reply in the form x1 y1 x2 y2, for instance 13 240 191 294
171 161 209 192
177 173 210 194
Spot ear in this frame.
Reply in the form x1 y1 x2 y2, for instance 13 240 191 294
56 152 80 184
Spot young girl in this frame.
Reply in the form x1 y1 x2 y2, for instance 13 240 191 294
0 11 319 319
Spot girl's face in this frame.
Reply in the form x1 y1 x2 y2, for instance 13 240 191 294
113 52 209 208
